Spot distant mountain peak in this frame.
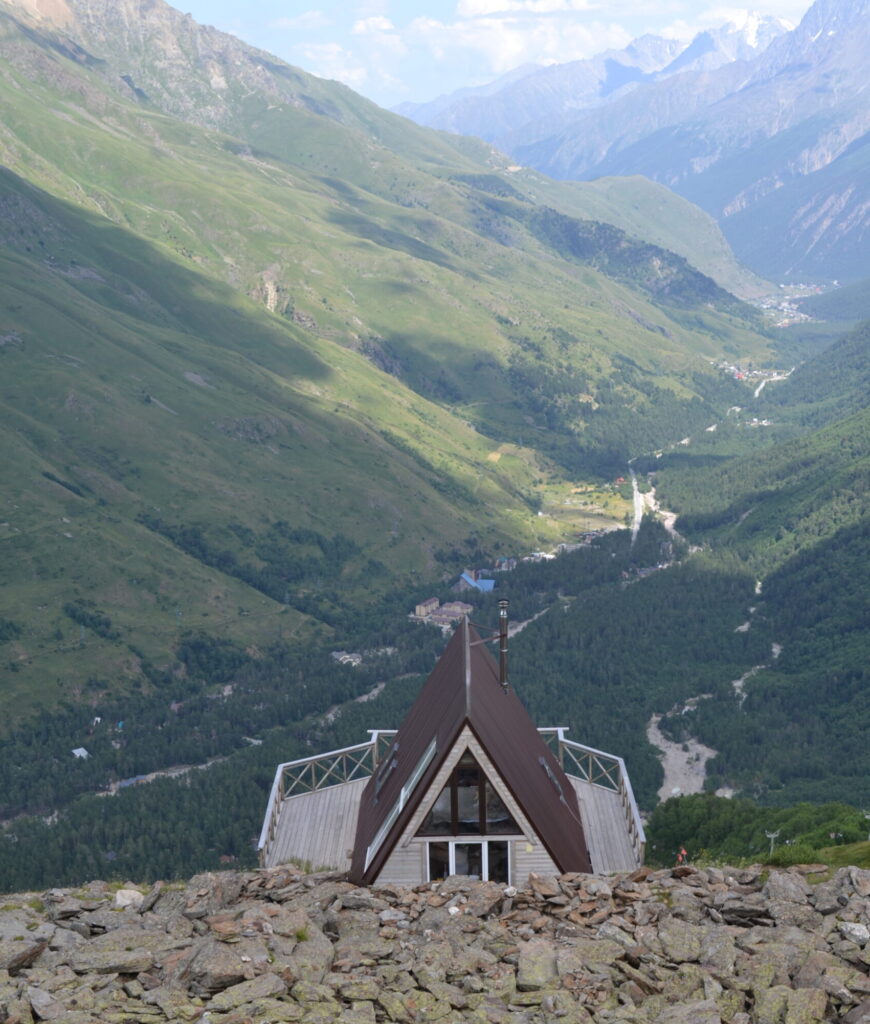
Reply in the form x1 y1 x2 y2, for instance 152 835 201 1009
659 12 790 75
401 13 791 145
724 9 794 43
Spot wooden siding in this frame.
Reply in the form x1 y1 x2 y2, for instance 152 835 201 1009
266 778 368 871
378 842 426 886
512 839 559 884
264 739 637 880
383 837 556 888
569 776 639 874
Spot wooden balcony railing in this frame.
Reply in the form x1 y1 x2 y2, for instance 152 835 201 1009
258 731 396 865
540 727 646 865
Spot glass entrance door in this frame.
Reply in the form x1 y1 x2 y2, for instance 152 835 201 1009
427 840 509 883
454 842 483 878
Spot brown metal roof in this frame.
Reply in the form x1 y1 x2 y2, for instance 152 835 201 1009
349 618 592 883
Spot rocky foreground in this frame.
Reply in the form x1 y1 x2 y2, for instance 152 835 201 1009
1 863 869 1024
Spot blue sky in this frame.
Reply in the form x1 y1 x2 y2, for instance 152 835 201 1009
176 0 813 108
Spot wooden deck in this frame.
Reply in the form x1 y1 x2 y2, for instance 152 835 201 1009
265 773 638 876
265 778 369 871
569 775 640 874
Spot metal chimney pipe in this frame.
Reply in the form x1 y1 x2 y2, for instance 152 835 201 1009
498 599 509 691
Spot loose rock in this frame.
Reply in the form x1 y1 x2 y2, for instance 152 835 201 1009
0 862 865 1023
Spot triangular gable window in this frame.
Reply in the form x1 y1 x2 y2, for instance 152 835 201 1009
417 750 520 837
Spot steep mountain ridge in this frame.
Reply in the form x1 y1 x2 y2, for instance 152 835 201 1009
398 36 685 145
514 0 870 282
0 0 765 299
400 0 868 284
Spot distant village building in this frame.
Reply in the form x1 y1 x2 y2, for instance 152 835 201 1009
493 557 517 572
259 617 644 885
414 597 439 619
410 599 474 628
71 748 90 760
455 569 496 594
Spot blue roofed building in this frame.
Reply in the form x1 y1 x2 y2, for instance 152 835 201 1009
456 569 496 594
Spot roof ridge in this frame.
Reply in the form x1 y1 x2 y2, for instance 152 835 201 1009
463 616 472 717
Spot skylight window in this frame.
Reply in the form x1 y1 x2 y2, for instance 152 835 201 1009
364 738 436 870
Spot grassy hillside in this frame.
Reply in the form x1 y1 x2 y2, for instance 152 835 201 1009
45 0 766 301
646 795 870 866
519 174 771 300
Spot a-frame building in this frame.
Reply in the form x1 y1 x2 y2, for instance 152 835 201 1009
259 618 644 885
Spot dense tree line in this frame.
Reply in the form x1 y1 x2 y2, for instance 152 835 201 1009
758 320 869 429
661 520 869 806
646 794 868 867
501 344 749 476
136 514 376 620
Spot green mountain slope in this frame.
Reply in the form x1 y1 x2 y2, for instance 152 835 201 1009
798 278 870 324
0 173 549 713
646 331 869 805
509 173 771 300
0 0 776 716
758 320 870 429
44 0 767 299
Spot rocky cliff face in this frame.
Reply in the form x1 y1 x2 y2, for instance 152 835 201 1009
1 863 868 1023
2 0 360 136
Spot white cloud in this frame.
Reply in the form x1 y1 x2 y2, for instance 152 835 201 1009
270 11 332 32
409 14 631 73
655 18 701 40
352 15 408 55
701 0 808 24
649 4 800 43
297 42 369 89
456 0 597 13
353 15 396 33
355 0 390 16
693 5 794 28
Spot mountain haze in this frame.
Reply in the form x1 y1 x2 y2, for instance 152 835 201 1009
399 16 789 148
404 0 868 284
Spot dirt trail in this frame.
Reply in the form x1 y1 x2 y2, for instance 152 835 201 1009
646 713 719 803
509 608 549 637
647 640 784 800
